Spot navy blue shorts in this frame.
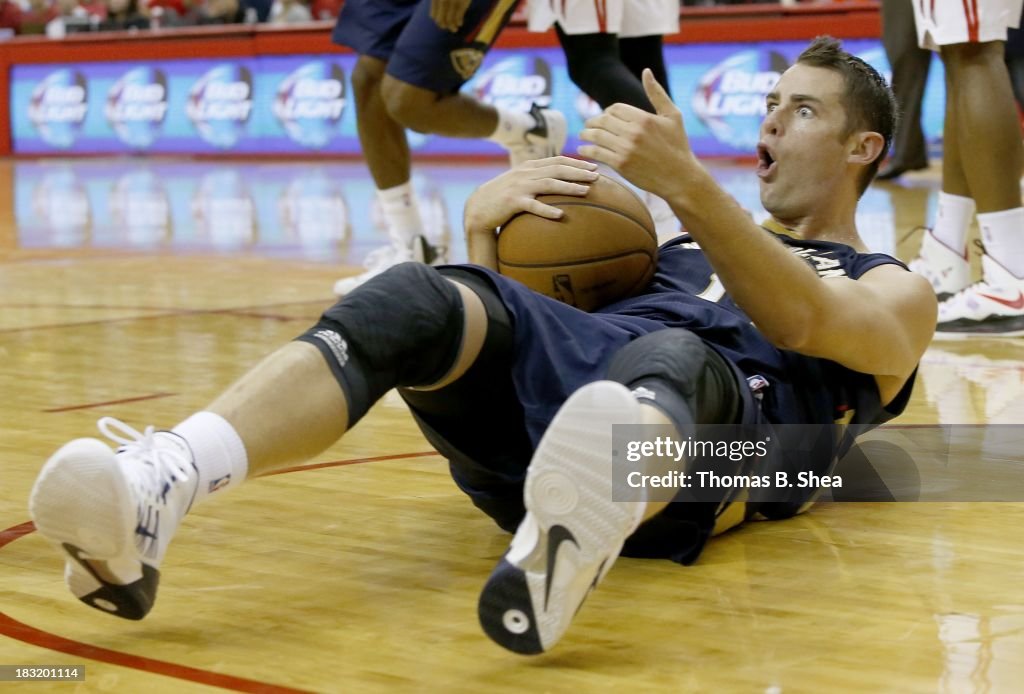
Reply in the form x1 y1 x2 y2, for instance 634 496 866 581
403 265 774 565
332 0 519 93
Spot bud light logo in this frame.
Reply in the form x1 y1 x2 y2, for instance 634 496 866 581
187 64 254 149
273 62 346 149
278 171 350 248
191 169 256 249
692 50 787 151
30 167 91 241
106 67 169 149
470 56 552 113
28 70 88 148
109 169 170 244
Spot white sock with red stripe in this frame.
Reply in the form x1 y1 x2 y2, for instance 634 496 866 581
979 207 1024 280
488 107 536 148
378 182 424 245
931 192 974 254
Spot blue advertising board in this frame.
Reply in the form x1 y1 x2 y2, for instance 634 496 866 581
10 40 947 157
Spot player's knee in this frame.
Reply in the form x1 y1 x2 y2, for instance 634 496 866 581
295 262 464 425
351 56 387 103
606 329 740 425
380 77 436 133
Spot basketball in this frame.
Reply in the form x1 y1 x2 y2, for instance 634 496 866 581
496 174 658 312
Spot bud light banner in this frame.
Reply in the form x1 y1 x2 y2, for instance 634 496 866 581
9 40 945 156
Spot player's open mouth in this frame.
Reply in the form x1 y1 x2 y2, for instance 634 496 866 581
756 143 777 179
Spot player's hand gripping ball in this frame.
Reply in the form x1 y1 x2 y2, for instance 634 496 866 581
497 174 657 312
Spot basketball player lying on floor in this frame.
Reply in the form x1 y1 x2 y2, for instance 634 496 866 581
30 37 935 655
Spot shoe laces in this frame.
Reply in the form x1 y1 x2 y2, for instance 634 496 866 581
97 417 193 489
898 225 929 247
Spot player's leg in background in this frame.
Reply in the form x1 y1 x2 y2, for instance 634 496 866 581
934 38 1024 336
908 58 974 300
619 34 671 98
331 0 441 295
28 263 495 620
550 0 681 239
878 0 931 179
336 54 444 297
380 0 566 164
556 27 652 110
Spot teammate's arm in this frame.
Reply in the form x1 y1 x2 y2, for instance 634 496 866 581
463 157 599 270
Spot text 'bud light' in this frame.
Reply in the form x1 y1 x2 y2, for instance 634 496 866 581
692 50 788 151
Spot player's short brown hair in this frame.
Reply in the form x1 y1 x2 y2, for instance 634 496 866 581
797 36 898 196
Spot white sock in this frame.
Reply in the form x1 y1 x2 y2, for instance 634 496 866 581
931 192 975 253
488 107 536 148
978 207 1024 279
378 182 424 245
172 412 249 506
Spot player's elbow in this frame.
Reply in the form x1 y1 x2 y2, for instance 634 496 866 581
760 320 814 353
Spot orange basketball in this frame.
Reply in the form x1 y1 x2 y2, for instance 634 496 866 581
496 174 658 312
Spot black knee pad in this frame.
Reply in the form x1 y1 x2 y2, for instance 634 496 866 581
399 268 530 478
295 262 464 427
606 328 741 430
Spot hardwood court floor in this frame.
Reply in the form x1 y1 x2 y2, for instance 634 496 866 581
1 159 1023 693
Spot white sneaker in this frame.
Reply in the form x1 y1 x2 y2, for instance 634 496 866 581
908 229 971 301
28 418 197 620
477 381 646 654
507 103 568 168
333 234 447 296
935 253 1024 338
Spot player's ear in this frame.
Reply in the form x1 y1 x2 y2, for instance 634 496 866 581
848 131 885 168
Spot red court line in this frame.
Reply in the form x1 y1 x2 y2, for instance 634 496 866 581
0 613 312 694
0 451 437 692
0 300 328 335
43 392 178 413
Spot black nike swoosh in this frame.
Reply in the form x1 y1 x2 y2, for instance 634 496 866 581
544 524 579 611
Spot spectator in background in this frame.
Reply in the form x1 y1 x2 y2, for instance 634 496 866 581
143 0 192 26
0 0 23 34
20 0 58 34
309 0 338 21
240 0 271 22
269 0 309 24
46 0 94 36
102 0 148 29
877 0 931 180
193 0 240 24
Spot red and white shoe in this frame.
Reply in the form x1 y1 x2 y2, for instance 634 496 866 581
908 229 970 301
935 254 1024 338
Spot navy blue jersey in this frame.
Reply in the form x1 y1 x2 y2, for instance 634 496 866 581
456 227 915 450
